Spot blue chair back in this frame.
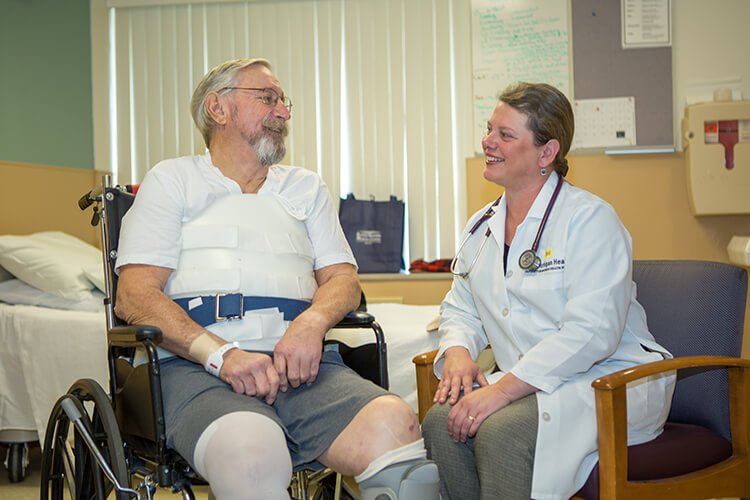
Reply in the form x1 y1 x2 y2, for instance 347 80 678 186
632 260 748 441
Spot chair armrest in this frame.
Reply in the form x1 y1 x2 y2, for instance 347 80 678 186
592 355 750 499
412 349 440 423
107 324 162 347
592 355 750 390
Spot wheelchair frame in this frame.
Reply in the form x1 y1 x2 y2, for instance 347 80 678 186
40 174 388 500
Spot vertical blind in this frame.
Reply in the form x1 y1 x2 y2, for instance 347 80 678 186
106 0 475 262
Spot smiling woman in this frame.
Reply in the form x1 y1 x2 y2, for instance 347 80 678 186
422 82 676 500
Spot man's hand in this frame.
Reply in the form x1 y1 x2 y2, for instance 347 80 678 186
273 315 326 391
220 350 280 404
273 263 360 391
433 346 489 405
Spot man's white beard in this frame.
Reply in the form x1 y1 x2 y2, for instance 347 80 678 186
253 132 286 167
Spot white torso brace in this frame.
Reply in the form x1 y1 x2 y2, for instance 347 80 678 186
164 194 318 351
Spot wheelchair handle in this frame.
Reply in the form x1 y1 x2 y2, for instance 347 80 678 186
60 397 83 422
78 186 103 210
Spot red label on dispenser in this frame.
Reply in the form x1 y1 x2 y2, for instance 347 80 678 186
704 121 719 143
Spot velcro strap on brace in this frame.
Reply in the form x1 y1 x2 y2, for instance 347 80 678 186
173 293 311 326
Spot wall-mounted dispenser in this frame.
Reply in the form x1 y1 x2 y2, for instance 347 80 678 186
683 94 750 215
727 235 750 267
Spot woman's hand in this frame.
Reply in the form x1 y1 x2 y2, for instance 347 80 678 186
446 384 512 443
446 372 539 443
433 346 489 405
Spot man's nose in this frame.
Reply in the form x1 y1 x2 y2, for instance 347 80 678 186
274 100 291 120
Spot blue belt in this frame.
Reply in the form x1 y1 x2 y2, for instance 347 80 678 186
173 293 311 327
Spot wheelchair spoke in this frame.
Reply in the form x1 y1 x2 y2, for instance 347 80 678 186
61 438 77 498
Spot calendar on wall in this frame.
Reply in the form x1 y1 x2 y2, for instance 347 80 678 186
572 97 637 150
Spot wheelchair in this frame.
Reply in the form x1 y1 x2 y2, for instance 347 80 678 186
40 175 388 500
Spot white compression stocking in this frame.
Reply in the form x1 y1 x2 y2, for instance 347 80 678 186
354 439 427 483
193 411 292 500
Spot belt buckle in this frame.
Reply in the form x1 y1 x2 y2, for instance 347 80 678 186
215 293 244 322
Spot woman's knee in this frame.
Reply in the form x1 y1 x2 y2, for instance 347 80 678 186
421 403 450 445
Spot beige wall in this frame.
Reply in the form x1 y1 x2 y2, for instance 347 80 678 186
467 153 750 262
361 275 452 305
467 153 750 357
0 161 103 246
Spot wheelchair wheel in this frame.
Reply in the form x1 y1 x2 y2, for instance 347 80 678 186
40 378 130 500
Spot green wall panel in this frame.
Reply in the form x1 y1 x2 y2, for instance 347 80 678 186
0 0 93 169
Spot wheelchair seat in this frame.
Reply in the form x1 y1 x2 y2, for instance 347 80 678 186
40 175 388 500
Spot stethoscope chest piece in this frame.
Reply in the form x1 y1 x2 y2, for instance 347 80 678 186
519 249 541 272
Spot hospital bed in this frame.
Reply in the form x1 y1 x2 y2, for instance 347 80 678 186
0 231 441 486
0 302 108 482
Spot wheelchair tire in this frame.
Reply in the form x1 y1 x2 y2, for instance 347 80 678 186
40 378 130 500
6 442 28 483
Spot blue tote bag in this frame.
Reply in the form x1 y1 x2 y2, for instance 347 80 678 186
339 194 405 273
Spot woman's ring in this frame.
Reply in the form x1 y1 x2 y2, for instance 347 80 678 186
467 415 475 421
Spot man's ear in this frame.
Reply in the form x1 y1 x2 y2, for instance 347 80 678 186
205 92 228 125
539 139 560 168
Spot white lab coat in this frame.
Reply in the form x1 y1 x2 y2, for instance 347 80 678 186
434 172 676 500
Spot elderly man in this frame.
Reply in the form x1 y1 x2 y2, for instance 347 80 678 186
114 58 439 499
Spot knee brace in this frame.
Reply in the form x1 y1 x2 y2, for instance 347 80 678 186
193 411 292 500
355 439 440 500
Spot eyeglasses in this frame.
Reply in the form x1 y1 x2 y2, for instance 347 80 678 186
219 87 292 112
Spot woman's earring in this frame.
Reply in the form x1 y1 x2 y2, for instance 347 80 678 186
540 168 548 176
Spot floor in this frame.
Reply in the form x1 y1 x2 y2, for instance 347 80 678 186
0 441 211 499
1 442 353 499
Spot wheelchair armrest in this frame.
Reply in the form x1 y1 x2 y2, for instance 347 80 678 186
334 310 375 328
591 355 750 499
108 324 163 347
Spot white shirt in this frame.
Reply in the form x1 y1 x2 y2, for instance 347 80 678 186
117 152 356 273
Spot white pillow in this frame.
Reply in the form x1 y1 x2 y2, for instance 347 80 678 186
0 265 13 283
83 264 107 293
0 231 100 301
0 279 105 313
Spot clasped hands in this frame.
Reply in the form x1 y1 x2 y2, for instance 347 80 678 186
218 319 325 405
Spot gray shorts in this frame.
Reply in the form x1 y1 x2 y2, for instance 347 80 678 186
159 349 389 471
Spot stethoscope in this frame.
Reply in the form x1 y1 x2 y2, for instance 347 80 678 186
450 175 564 278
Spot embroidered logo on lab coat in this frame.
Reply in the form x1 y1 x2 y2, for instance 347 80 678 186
544 247 552 259
536 257 565 273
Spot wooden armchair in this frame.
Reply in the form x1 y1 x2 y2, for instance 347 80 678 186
412 260 750 499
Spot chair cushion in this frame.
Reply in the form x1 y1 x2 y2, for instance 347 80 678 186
575 422 732 499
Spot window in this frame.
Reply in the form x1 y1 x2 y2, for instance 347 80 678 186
93 0 474 262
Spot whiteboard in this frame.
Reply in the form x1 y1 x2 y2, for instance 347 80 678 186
471 0 571 155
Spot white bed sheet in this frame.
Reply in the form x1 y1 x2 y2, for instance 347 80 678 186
0 303 108 444
329 303 440 412
0 302 439 445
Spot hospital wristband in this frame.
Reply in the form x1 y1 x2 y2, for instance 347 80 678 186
205 342 239 377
